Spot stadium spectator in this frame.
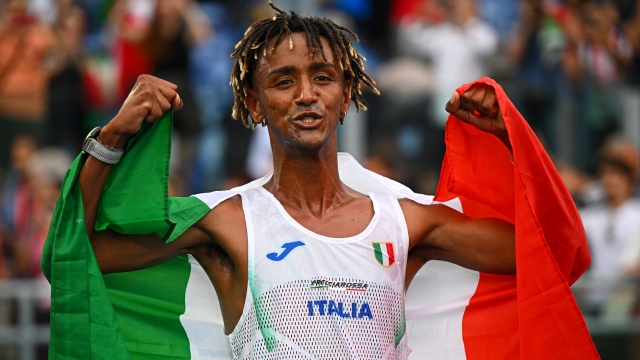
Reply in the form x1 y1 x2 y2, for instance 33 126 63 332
569 0 634 172
389 0 498 192
46 0 87 153
505 0 565 152
187 1 234 192
14 148 71 278
580 138 640 312
153 0 207 193
398 0 498 127
0 0 54 171
107 0 155 102
0 136 38 277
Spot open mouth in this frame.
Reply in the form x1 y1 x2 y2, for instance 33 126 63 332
292 111 324 129
299 116 319 123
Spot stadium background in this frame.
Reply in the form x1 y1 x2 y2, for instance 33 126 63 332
1 0 640 358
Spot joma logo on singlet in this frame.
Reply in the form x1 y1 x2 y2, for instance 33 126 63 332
306 300 373 319
266 241 305 261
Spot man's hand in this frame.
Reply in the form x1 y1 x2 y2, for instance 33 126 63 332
99 75 183 149
80 75 182 239
445 84 511 152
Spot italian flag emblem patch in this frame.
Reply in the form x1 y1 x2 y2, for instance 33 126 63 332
373 242 395 267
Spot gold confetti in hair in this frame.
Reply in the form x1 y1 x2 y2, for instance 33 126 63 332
230 0 379 129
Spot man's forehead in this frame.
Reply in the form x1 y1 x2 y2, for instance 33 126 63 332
257 32 337 71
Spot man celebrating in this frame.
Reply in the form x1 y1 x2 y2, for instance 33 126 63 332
43 2 597 359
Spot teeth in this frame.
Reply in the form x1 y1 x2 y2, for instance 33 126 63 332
301 116 315 123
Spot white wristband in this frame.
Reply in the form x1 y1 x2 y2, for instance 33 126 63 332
83 138 124 164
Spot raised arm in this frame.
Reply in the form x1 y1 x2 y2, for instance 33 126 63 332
79 75 186 272
403 201 515 274
403 82 517 275
91 227 209 274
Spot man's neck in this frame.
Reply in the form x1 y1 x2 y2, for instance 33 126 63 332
264 142 352 217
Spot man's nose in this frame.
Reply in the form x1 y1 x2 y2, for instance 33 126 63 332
295 78 319 105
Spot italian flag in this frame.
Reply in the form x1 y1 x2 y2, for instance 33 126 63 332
42 78 598 359
373 242 395 267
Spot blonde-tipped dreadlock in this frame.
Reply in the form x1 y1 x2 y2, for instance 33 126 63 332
230 1 379 129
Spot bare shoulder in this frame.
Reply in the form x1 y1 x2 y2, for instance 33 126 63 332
398 199 466 248
195 195 247 259
201 194 245 225
397 198 445 224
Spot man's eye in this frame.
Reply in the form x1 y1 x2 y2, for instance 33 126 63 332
315 76 331 81
277 79 293 86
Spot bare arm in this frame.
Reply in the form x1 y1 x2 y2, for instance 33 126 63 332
92 226 209 274
80 75 187 273
403 201 515 274
404 80 517 274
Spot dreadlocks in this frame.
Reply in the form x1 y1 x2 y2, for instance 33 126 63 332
230 1 380 129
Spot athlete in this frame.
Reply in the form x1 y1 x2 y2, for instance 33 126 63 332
80 4 516 358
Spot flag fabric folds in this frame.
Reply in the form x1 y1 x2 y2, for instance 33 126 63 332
42 78 598 360
41 113 212 360
433 77 598 359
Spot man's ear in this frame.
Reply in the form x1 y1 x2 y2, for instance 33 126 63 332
244 87 265 125
340 80 352 116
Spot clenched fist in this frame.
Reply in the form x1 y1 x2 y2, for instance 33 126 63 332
445 84 511 151
99 75 184 149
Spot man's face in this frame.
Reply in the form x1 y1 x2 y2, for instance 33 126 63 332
245 32 351 152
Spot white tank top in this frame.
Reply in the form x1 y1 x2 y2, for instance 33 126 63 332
226 186 410 359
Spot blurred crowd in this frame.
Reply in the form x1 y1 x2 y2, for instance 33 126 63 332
2 0 640 357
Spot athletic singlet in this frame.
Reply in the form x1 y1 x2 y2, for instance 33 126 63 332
225 186 410 359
